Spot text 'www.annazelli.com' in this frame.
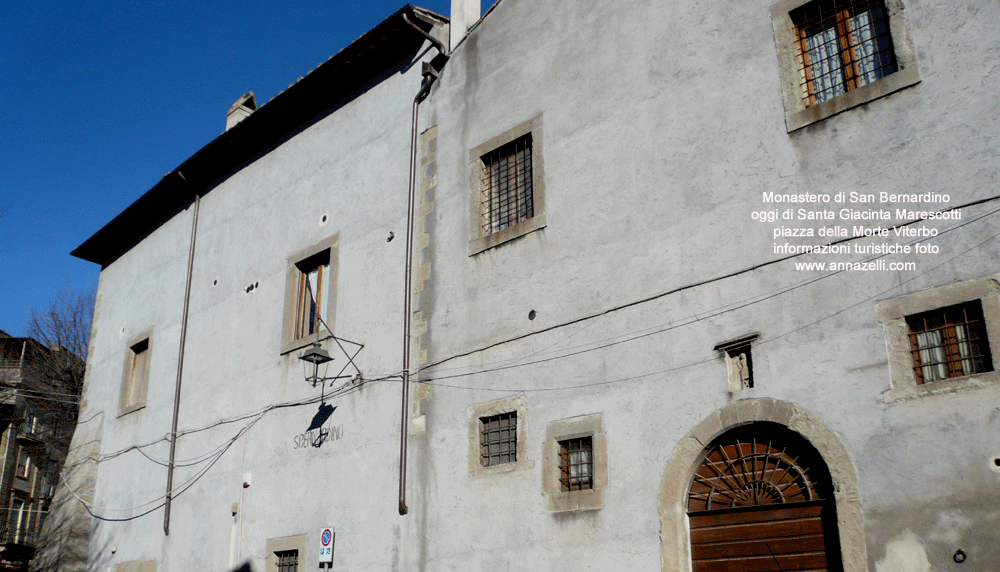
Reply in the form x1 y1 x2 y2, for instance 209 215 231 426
794 260 917 271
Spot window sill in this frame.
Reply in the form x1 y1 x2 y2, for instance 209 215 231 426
280 329 332 356
883 371 1000 404
117 403 146 418
786 67 921 132
468 213 546 256
547 488 603 512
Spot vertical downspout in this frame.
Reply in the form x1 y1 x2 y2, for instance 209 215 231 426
400 11 447 516
164 176 198 535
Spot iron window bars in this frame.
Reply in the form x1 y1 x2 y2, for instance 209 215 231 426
792 0 897 107
906 300 994 384
559 437 593 492
480 412 517 467
276 550 299 572
480 134 533 236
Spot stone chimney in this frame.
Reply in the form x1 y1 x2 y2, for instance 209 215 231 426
450 0 481 52
226 92 257 131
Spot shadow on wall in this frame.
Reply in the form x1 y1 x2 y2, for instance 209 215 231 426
28 474 90 572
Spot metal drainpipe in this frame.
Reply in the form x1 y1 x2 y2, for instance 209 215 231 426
400 12 447 516
164 173 198 535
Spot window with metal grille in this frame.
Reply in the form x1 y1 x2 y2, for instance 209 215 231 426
275 549 298 572
480 134 533 236
559 437 593 492
480 412 517 467
906 301 993 384
792 0 897 107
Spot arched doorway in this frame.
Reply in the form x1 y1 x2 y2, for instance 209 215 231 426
687 423 843 572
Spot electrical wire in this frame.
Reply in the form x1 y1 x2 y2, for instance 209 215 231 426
412 204 1000 390
64 197 1000 520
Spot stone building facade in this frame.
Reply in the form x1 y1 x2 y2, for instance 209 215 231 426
70 1 1000 571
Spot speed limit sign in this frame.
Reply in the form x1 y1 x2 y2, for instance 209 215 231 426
318 527 335 564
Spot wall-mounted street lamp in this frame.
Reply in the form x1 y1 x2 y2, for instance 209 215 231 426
300 343 334 387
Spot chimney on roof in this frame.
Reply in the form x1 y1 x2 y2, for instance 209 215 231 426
226 92 257 131
450 0 481 52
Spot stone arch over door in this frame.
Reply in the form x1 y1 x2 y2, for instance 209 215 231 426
659 399 867 572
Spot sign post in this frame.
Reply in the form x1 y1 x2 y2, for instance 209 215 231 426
319 527 335 567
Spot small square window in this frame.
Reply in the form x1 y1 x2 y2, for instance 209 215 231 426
119 332 152 416
266 535 307 572
275 550 298 572
294 250 330 341
792 0 897 107
559 437 593 492
906 301 993 384
543 414 606 512
876 277 1000 402
480 412 517 467
480 134 533 237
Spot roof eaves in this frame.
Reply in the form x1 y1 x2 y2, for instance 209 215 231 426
72 4 447 268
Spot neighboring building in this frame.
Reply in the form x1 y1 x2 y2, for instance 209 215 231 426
70 1 1000 572
0 337 75 571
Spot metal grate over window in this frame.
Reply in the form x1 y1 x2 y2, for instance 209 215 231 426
480 412 517 467
791 0 897 107
559 437 593 492
906 300 993 384
275 549 298 572
480 134 533 236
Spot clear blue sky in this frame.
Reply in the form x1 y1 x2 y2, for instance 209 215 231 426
1 1 452 337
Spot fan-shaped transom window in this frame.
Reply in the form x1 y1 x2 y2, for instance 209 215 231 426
689 438 821 511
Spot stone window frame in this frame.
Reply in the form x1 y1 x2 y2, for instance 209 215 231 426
280 234 339 355
876 276 1000 403
468 115 546 255
119 328 153 417
542 413 607 512
770 0 920 132
265 535 307 572
467 394 532 477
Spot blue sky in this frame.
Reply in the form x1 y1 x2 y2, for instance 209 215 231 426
1 1 452 337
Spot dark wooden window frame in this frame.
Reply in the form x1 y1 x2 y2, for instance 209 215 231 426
792 0 897 107
294 250 331 341
906 300 994 384
558 436 594 492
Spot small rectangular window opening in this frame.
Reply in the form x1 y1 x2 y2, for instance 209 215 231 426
559 437 593 492
125 338 149 407
275 549 298 572
480 412 517 467
480 134 533 236
791 0 897 107
295 250 331 340
906 300 994 384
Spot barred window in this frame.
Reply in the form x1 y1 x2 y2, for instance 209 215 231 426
275 549 298 572
906 301 993 384
480 412 517 467
792 0 897 106
480 134 533 236
559 437 593 492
